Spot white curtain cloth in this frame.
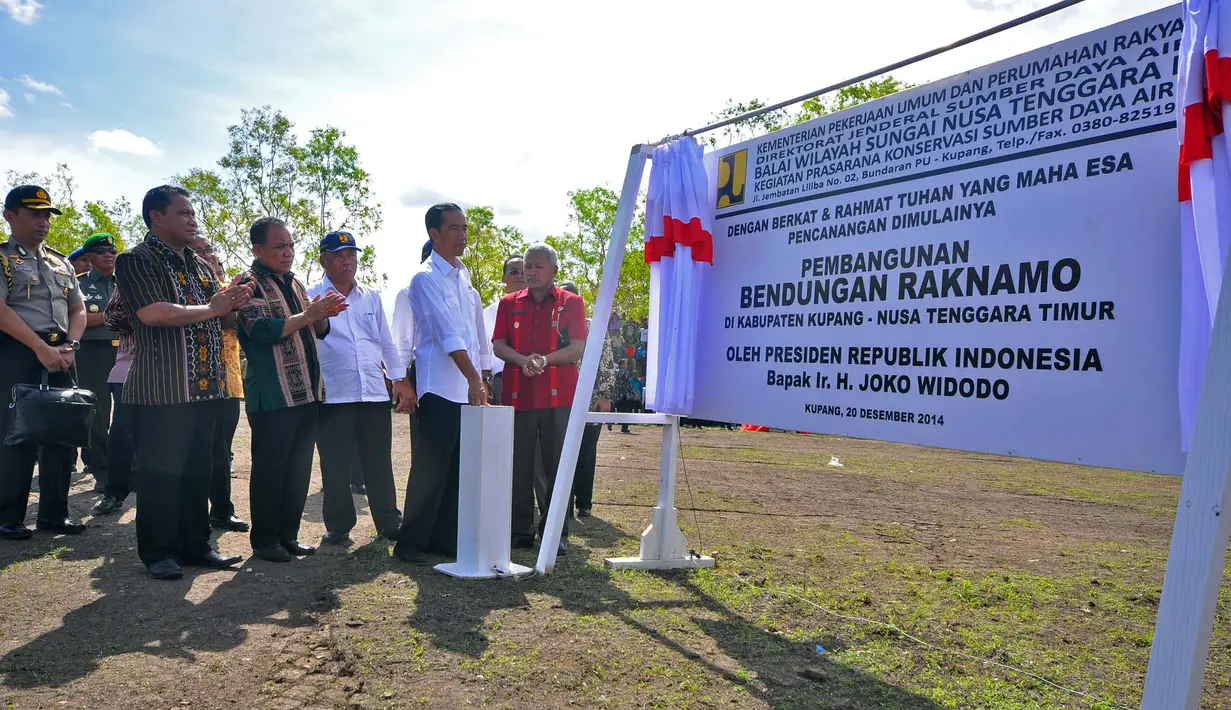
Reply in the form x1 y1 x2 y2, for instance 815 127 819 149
1179 0 1231 449
644 137 714 416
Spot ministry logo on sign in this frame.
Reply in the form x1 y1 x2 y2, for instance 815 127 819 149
717 149 747 208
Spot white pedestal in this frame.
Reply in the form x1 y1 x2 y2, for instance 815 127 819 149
434 405 531 579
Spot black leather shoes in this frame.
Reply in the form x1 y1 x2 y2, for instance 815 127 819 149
281 540 315 556
36 518 86 535
254 544 292 563
209 515 250 533
321 530 351 546
92 495 125 515
350 483 367 495
393 545 428 564
511 534 535 549
181 550 243 569
0 524 33 540
147 559 183 580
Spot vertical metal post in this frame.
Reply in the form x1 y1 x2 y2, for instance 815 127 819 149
535 145 653 574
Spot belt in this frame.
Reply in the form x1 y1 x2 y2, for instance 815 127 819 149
37 330 68 346
81 338 120 348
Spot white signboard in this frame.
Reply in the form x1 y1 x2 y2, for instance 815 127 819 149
693 6 1187 474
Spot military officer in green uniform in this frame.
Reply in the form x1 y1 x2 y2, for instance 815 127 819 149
77 232 120 494
0 185 88 540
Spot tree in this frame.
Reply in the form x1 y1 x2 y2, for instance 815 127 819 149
464 206 527 306
295 126 384 287
179 106 385 285
546 186 650 322
707 76 915 147
2 163 139 253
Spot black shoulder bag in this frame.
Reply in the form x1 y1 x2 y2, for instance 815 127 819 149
5 369 96 448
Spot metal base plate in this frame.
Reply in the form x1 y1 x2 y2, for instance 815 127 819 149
434 561 534 579
604 555 716 570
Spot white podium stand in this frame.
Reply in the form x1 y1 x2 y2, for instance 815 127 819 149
434 405 531 579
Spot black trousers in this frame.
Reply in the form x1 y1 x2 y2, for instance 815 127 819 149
0 339 74 526
570 422 602 514
512 406 571 539
103 383 134 498
132 400 222 565
77 340 116 478
210 398 241 520
395 393 460 556
248 403 319 550
317 402 401 536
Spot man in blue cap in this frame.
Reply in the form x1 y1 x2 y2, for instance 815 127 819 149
68 247 89 278
309 230 406 544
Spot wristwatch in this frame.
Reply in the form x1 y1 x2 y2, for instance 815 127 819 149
66 340 80 351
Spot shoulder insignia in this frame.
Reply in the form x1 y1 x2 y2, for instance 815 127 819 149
45 246 66 258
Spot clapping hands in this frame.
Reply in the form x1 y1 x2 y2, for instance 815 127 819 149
305 290 348 321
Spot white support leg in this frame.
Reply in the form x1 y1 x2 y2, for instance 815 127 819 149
435 405 531 579
536 145 653 574
605 416 715 571
1141 245 1231 707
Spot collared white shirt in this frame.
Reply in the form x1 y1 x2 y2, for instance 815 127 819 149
483 298 506 373
391 284 414 376
406 251 492 404
308 275 403 404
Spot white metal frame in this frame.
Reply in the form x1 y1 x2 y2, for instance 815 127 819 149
1141 247 1231 708
535 145 712 574
527 134 1231 708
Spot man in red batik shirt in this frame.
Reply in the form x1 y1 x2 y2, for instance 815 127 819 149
492 243 587 555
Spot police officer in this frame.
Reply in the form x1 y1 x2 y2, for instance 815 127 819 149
77 232 120 497
0 185 88 540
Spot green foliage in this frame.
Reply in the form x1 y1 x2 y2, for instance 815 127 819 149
546 186 649 322
464 205 527 306
2 163 140 254
177 106 385 287
707 76 915 147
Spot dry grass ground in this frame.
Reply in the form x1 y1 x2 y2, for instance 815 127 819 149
0 414 1227 709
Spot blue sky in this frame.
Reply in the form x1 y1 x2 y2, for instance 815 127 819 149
1 0 1174 291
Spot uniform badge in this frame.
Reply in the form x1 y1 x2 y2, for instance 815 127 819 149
513 322 520 329
16 245 27 257
63 287 69 297
10 256 23 265
88 304 100 313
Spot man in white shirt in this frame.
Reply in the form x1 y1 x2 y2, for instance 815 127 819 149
482 254 524 406
309 231 408 545
388 239 435 411
393 203 492 563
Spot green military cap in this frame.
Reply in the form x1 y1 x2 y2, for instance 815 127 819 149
81 232 116 252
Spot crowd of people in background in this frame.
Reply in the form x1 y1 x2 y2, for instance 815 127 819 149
0 183 631 579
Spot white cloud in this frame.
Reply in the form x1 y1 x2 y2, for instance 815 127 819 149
19 75 61 95
59 102 74 111
87 129 163 157
1 0 39 24
0 89 12 118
